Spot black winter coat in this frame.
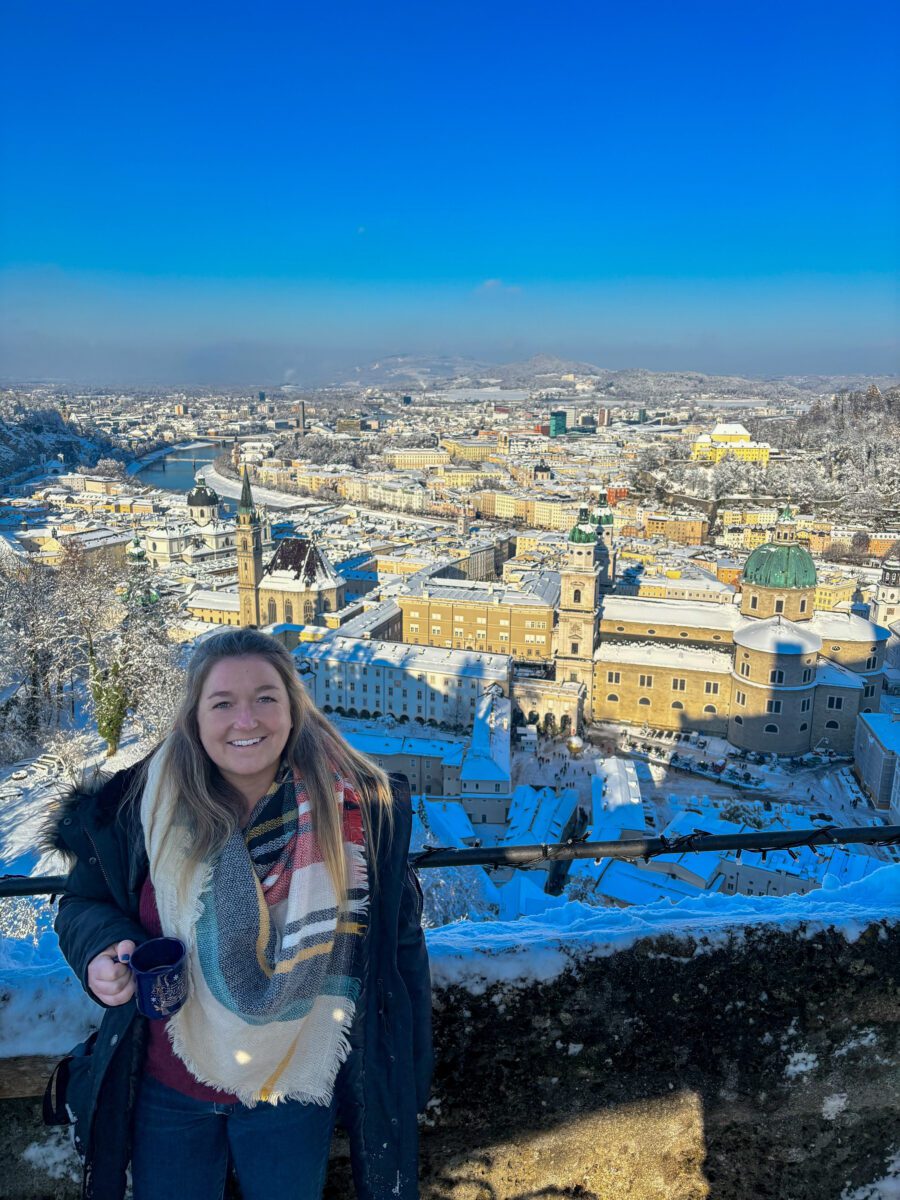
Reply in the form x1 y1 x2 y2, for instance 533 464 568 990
46 760 433 1200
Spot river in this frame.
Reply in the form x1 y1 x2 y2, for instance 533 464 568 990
134 443 236 514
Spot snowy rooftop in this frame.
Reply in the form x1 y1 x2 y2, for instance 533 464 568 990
336 600 402 638
186 589 239 610
711 422 751 437
334 720 468 763
857 712 900 753
401 574 560 608
733 616 821 656
588 858 708 906
589 767 646 840
815 657 864 690
420 798 479 846
461 693 512 783
594 640 733 672
601 594 745 631
807 609 890 645
295 635 511 681
503 784 582 846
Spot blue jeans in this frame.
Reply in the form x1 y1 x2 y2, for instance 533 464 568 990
131 1075 337 1200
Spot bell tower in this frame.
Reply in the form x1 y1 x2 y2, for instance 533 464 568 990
873 554 900 631
237 468 263 627
556 512 603 721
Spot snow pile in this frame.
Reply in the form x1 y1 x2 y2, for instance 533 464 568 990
21 1130 81 1183
841 1151 900 1200
0 929 97 1056
427 863 900 993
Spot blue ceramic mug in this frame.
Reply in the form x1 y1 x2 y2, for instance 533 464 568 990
127 937 188 1020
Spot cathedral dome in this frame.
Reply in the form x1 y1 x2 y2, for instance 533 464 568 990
187 476 219 508
742 542 817 590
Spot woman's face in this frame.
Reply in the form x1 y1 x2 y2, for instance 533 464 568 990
196 655 293 806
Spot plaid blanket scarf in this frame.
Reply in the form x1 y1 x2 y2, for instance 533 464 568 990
142 752 368 1106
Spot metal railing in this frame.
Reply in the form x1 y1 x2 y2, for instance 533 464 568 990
2 824 899 898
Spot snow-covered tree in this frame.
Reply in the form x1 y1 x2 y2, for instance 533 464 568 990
90 655 128 757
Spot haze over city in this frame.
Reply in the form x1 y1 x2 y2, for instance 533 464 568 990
1 0 898 385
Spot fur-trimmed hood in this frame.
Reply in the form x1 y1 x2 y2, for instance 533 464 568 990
42 756 152 862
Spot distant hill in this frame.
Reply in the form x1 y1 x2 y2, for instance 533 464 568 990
0 408 113 484
341 354 898 404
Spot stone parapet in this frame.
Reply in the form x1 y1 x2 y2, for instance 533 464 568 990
3 875 899 1199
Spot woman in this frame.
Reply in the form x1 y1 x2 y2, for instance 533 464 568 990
46 628 433 1200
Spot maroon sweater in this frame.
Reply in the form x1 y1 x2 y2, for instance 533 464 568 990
139 876 239 1103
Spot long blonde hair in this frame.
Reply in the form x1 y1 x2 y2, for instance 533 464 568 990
151 628 392 906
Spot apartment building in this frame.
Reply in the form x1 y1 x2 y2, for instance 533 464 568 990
397 575 560 662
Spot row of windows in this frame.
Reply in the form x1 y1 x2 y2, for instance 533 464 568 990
612 624 724 642
747 594 807 615
605 695 717 714
266 599 315 623
606 670 722 692
732 718 840 732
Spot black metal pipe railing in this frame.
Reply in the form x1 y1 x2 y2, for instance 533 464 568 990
2 825 899 898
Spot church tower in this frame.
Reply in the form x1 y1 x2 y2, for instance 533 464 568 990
873 552 900 631
237 468 263 628
556 511 604 720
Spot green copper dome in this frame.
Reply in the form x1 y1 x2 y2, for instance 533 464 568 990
569 523 597 543
742 542 817 589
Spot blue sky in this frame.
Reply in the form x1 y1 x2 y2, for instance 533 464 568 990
1 0 898 383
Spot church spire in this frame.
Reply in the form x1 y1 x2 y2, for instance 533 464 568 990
238 466 254 515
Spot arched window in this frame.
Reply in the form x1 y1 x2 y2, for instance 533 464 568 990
573 588 582 604
825 720 839 729
284 601 293 623
672 701 684 710
764 723 779 733
267 598 277 624
304 600 315 622
607 694 619 702
638 697 651 706
703 704 716 714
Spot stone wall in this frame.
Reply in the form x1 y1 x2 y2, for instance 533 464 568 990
3 911 899 1199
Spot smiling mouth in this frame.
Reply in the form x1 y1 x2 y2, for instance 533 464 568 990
228 737 265 747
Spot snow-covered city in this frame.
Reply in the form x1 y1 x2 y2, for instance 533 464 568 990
2 375 900 1196
3 4 900 1192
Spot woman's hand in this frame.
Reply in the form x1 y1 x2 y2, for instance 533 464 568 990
86 940 137 1006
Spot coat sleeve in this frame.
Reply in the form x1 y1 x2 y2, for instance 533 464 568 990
55 832 147 1006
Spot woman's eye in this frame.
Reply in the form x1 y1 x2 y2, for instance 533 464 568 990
258 695 276 703
213 701 231 709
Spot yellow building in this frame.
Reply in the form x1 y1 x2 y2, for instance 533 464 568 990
398 578 558 662
691 423 771 466
815 576 857 611
594 642 732 735
644 513 710 545
384 448 452 469
440 436 498 462
594 517 888 753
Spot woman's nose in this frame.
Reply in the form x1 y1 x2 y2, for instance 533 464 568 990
232 704 257 729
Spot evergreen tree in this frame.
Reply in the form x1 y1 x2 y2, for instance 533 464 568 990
90 654 128 757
